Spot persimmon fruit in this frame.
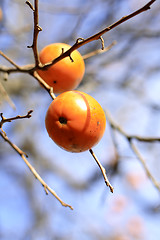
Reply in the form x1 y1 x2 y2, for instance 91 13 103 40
45 90 106 152
37 43 85 94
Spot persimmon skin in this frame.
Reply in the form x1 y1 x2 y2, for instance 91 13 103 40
45 91 106 153
37 43 85 94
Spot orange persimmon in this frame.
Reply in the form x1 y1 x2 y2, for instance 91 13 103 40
45 90 106 152
37 43 85 93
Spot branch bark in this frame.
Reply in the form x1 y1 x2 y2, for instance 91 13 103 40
105 109 160 192
26 0 42 66
0 111 73 210
41 0 156 70
0 0 156 75
89 149 114 193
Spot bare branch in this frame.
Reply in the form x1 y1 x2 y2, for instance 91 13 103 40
27 0 42 66
76 38 85 44
105 109 160 192
99 36 105 50
0 0 157 209
105 110 160 143
0 110 33 128
26 1 34 11
0 0 156 76
0 64 35 74
0 129 73 209
32 0 42 66
83 41 117 60
130 141 160 191
0 65 56 100
0 51 20 69
0 110 73 209
128 135 160 142
0 82 16 110
80 0 156 47
89 148 114 193
32 71 56 100
40 0 156 70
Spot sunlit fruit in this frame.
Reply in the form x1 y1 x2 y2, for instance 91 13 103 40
37 43 85 93
45 90 106 152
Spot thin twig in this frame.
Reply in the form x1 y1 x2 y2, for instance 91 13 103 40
0 51 20 69
40 0 156 70
0 64 56 100
0 82 16 110
32 71 56 100
27 0 42 66
0 64 35 74
0 130 73 209
128 136 160 142
0 0 156 87
83 41 117 60
78 0 156 47
25 1 34 11
0 110 73 209
130 140 160 191
99 36 105 50
105 110 160 143
89 148 114 193
3 72 9 81
105 109 160 192
0 110 33 128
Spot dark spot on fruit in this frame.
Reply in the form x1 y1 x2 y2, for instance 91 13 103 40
53 80 57 84
97 121 100 126
59 116 67 124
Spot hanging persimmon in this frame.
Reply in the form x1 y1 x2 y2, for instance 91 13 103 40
37 43 85 94
45 90 106 152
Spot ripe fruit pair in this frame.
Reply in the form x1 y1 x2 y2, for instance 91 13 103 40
38 43 106 152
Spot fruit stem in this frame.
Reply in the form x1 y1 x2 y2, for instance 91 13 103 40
89 149 114 193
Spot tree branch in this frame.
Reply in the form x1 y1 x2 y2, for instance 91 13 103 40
0 82 16 110
32 71 56 100
41 0 156 70
0 111 73 210
0 0 158 207
105 110 160 143
26 0 42 66
0 51 21 69
130 140 160 191
0 110 33 128
105 109 160 192
0 0 156 96
83 41 117 60
89 148 114 193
